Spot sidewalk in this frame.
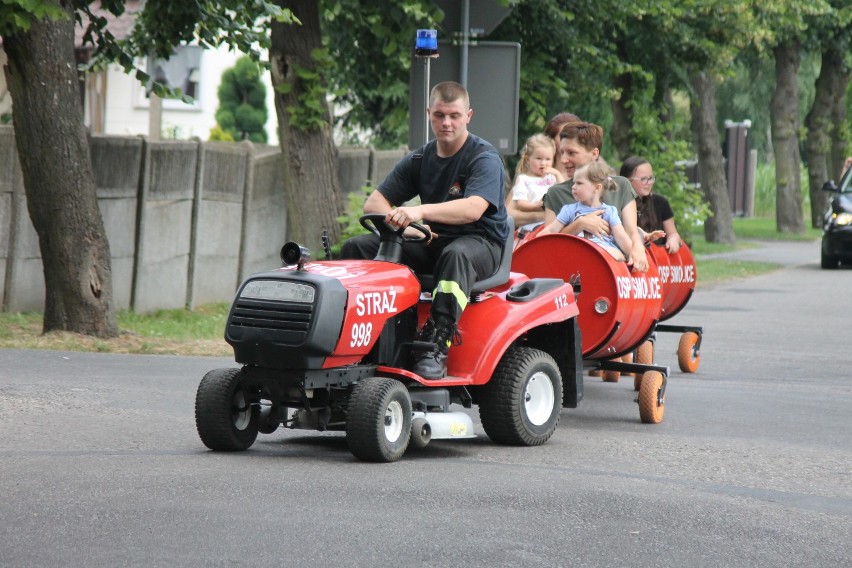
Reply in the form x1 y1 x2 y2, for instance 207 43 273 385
695 238 821 268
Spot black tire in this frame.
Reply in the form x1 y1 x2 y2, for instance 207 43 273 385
478 346 562 446
195 368 259 451
821 249 839 269
409 417 432 450
346 377 412 462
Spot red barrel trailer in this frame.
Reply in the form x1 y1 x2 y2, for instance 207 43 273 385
512 233 669 423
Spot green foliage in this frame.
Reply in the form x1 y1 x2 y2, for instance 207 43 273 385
490 0 627 152
276 47 340 133
624 95 711 236
331 185 373 256
714 52 820 162
0 0 65 36
208 124 235 142
215 56 268 143
322 0 443 147
751 161 814 219
71 1 297 101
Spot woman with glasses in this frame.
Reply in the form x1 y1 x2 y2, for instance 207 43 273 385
620 156 681 254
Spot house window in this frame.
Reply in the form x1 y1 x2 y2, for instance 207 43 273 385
136 45 203 110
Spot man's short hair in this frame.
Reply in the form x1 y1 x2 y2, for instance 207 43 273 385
560 121 604 151
429 81 470 109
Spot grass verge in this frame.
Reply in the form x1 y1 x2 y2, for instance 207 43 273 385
0 305 232 357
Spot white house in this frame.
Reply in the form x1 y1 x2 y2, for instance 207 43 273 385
0 1 278 145
85 46 279 145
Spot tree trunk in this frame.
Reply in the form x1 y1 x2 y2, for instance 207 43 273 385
3 4 118 337
770 41 804 234
689 71 735 244
270 0 344 254
828 64 851 182
804 48 846 228
610 71 633 160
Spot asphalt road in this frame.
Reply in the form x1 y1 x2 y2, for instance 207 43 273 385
1 239 850 567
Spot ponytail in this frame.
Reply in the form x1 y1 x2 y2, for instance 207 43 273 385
584 158 617 191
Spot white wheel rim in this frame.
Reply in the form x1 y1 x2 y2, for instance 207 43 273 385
232 390 251 431
384 400 404 443
525 371 555 426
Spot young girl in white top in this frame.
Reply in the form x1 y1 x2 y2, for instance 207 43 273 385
507 134 565 227
540 159 634 261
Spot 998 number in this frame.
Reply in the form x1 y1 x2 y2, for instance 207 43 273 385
350 322 373 348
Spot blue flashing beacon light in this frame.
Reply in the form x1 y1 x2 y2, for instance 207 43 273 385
415 29 438 57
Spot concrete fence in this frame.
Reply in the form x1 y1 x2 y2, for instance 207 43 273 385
0 125 405 313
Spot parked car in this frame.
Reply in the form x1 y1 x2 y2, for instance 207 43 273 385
821 167 852 269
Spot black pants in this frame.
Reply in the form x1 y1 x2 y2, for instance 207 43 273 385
340 233 501 324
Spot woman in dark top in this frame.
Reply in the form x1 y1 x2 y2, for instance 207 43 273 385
620 156 682 254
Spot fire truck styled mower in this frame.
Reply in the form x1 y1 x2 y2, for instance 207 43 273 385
194 215 584 462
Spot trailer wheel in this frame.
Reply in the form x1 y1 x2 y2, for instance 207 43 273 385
346 377 411 462
633 339 655 390
638 371 665 424
195 368 259 451
636 340 654 365
602 356 622 383
479 346 562 446
677 331 701 373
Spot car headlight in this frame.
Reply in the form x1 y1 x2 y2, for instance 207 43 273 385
240 280 315 303
833 212 852 226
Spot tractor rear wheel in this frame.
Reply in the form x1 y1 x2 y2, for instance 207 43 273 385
638 371 665 424
479 346 562 446
346 377 412 462
195 368 259 451
677 332 701 373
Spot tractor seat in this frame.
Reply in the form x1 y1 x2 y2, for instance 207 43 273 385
419 217 515 297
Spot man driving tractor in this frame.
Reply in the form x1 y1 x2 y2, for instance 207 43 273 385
341 81 509 379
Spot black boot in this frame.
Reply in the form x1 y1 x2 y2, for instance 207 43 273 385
412 318 459 379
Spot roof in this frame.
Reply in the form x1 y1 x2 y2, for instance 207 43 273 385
75 0 144 49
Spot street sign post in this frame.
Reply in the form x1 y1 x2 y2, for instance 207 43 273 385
408 41 520 155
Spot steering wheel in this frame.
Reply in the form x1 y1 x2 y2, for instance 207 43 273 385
359 213 431 243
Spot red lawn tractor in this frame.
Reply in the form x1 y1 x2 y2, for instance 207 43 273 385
195 215 583 462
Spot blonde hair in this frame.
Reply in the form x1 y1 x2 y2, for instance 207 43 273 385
575 158 617 193
514 133 556 180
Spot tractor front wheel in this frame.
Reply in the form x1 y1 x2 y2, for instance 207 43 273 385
195 368 259 451
479 347 562 446
346 377 412 462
